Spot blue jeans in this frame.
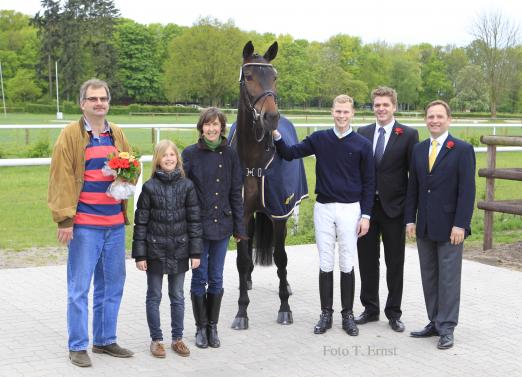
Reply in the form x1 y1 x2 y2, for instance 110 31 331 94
146 271 185 340
191 238 229 296
67 225 126 351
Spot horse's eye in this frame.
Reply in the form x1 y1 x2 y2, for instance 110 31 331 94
245 75 254 81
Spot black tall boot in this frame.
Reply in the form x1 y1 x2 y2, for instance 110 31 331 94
191 293 208 348
341 269 359 336
207 289 223 348
314 270 333 334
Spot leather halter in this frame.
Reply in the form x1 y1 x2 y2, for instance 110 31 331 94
239 63 278 143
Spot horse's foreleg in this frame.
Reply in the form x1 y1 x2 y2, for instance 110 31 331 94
273 221 293 325
232 235 251 330
246 216 255 290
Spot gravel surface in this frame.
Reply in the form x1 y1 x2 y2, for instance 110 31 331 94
1 243 521 271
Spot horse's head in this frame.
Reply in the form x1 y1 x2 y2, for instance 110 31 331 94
240 41 280 138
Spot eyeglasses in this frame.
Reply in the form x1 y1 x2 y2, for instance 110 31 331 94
84 96 110 103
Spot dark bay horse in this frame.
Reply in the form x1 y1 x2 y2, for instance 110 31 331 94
229 41 307 329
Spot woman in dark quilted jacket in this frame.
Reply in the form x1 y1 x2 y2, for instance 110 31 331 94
132 140 202 358
182 108 247 349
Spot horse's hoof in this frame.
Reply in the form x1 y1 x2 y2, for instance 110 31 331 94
247 280 253 290
287 283 292 296
277 311 293 325
231 316 249 330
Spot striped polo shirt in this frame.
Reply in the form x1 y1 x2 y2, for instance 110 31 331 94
74 121 124 228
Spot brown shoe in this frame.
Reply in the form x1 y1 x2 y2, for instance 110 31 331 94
69 350 92 367
92 343 134 358
172 339 190 357
150 341 166 358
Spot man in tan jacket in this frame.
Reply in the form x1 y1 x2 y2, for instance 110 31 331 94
48 79 134 367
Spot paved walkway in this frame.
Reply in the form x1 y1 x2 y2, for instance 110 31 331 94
0 244 521 377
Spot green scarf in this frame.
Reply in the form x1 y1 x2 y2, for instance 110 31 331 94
203 136 222 151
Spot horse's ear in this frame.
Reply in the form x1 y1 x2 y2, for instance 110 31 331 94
263 42 278 62
243 41 254 60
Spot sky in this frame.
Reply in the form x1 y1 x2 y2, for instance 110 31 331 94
2 0 521 46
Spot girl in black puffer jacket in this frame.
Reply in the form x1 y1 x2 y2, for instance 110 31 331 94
132 140 202 358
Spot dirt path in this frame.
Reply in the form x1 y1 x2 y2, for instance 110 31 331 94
1 243 521 271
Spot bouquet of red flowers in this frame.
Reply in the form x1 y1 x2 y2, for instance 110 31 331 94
102 152 141 200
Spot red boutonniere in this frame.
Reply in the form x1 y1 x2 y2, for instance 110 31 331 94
394 127 404 135
446 141 455 149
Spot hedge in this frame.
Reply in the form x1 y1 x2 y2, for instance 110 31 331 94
4 103 522 119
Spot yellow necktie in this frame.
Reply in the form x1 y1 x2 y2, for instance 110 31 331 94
428 140 438 172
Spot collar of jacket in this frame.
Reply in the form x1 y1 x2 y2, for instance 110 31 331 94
78 116 114 141
197 136 228 151
155 169 182 182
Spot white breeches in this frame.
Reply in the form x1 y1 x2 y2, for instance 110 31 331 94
314 202 361 273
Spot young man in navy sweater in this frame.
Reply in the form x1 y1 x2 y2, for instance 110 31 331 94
272 94 375 336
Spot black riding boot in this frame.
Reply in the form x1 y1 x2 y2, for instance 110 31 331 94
191 293 208 348
341 269 359 336
207 290 224 348
314 270 333 334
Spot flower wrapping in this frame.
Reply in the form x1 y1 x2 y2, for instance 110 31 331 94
102 152 141 200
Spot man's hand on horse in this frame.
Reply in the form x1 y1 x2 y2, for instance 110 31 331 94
272 130 281 139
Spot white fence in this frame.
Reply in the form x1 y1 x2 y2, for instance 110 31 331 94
1 122 521 143
2 122 522 167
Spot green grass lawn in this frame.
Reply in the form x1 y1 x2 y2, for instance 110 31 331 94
1 113 521 250
0 152 521 251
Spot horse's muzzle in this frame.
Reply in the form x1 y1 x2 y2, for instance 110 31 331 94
260 111 280 131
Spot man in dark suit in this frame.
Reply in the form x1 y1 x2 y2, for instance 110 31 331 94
405 100 475 350
356 87 419 332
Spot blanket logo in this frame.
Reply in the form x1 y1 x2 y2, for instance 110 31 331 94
284 193 295 205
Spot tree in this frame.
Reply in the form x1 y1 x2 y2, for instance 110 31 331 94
501 46 522 112
414 44 454 106
308 36 367 106
34 0 120 101
442 46 469 93
5 69 42 102
113 19 161 102
163 18 245 106
450 65 489 112
470 10 520 117
275 39 312 107
357 42 393 100
32 0 61 98
389 45 422 110
0 11 41 77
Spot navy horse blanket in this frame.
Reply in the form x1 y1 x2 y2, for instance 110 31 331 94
228 116 308 220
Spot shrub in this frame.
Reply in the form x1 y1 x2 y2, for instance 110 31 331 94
27 139 51 158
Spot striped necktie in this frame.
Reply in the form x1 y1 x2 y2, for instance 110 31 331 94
428 140 438 172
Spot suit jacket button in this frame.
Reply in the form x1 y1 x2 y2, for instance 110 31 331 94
427 190 431 193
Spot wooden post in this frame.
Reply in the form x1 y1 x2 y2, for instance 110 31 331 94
151 127 155 147
25 128 29 145
483 144 496 250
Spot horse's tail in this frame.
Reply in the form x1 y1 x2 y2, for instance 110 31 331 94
253 212 274 266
